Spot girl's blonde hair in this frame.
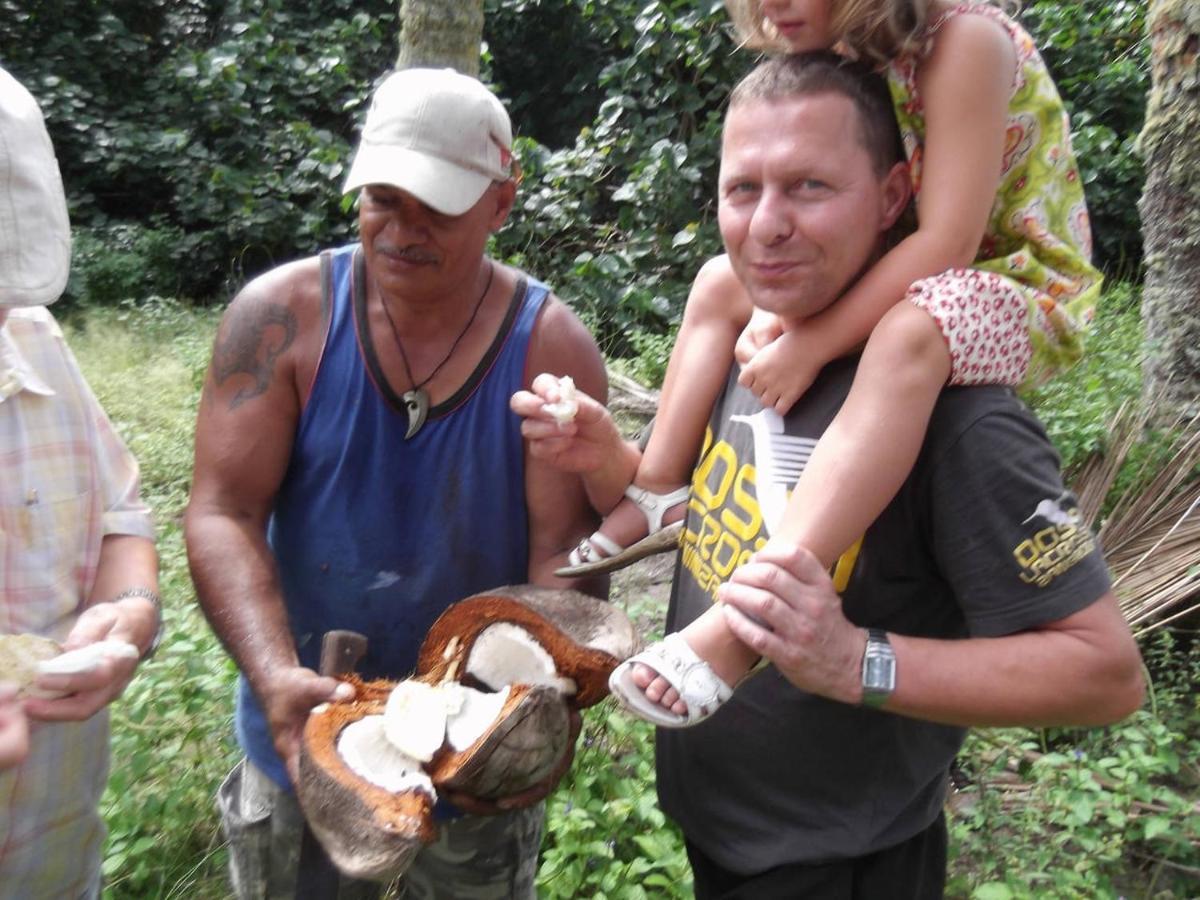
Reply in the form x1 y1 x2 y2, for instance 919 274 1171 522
724 1 1018 68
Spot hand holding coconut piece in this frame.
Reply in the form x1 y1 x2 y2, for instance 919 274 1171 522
0 633 140 700
296 585 637 881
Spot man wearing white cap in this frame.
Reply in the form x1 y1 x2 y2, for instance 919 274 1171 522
0 67 160 898
186 68 607 897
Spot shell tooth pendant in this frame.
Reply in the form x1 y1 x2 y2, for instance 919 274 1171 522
403 388 429 439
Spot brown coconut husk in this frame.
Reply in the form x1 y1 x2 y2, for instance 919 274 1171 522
298 695 435 881
419 585 638 707
425 683 570 798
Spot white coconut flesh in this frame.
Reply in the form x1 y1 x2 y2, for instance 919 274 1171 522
464 623 577 696
443 684 511 752
382 681 516 759
383 681 449 763
541 375 579 426
337 716 434 796
37 640 139 676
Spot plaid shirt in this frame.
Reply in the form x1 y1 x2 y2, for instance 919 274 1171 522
0 305 154 898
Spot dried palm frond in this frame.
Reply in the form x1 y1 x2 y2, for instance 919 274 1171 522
1069 400 1200 636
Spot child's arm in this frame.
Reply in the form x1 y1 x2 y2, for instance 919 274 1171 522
738 13 1018 413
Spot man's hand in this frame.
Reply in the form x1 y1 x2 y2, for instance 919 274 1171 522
737 327 827 415
24 597 154 722
0 684 30 769
260 666 356 785
440 708 582 816
510 373 623 476
718 542 865 705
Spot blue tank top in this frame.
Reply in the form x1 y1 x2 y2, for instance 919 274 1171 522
236 243 547 788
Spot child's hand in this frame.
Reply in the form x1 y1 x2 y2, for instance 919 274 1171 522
0 684 30 769
734 308 784 367
738 328 825 414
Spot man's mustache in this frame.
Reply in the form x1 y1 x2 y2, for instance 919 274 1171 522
374 243 438 264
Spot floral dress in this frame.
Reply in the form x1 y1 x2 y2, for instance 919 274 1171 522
887 2 1102 387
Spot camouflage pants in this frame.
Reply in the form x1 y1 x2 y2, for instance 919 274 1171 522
217 759 544 900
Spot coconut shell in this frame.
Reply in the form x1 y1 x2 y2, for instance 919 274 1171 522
427 683 570 799
0 633 67 699
418 586 638 707
297 695 435 882
297 585 637 880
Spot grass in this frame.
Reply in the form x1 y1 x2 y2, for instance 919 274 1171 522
58 287 1199 899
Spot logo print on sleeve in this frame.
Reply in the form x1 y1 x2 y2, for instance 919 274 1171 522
1013 494 1096 587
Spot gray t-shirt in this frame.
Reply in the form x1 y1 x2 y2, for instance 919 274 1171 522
656 358 1112 872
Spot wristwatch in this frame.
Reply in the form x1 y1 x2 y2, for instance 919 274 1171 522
860 628 896 708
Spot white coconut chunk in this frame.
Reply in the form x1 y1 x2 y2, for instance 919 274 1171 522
337 716 435 796
37 640 139 676
542 376 578 426
383 681 448 763
438 682 468 717
464 623 575 695
444 685 512 752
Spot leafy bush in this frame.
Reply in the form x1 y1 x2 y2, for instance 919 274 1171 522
66 224 188 308
5 0 397 301
493 0 745 356
1024 282 1144 473
7 0 1147 329
949 632 1200 898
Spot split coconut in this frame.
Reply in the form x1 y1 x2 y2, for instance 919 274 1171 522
297 585 637 881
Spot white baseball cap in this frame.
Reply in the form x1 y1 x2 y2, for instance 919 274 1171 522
343 68 515 216
0 66 71 308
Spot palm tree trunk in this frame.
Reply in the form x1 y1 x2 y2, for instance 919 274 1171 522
396 0 485 77
1138 0 1200 418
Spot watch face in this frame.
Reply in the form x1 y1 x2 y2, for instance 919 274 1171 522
864 654 895 690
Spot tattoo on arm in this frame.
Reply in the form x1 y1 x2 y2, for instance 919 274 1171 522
212 301 298 410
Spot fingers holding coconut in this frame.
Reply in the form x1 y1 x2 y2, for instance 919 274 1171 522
24 603 145 721
25 644 140 722
262 665 356 784
0 684 30 770
511 374 622 475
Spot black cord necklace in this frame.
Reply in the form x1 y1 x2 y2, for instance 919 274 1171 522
379 260 494 439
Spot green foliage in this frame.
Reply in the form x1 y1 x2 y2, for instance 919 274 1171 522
66 224 188 309
5 0 398 300
539 709 692 898
493 0 745 357
7 0 1147 334
949 632 1200 898
1024 282 1144 474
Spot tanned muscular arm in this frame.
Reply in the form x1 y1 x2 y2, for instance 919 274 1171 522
185 258 351 784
